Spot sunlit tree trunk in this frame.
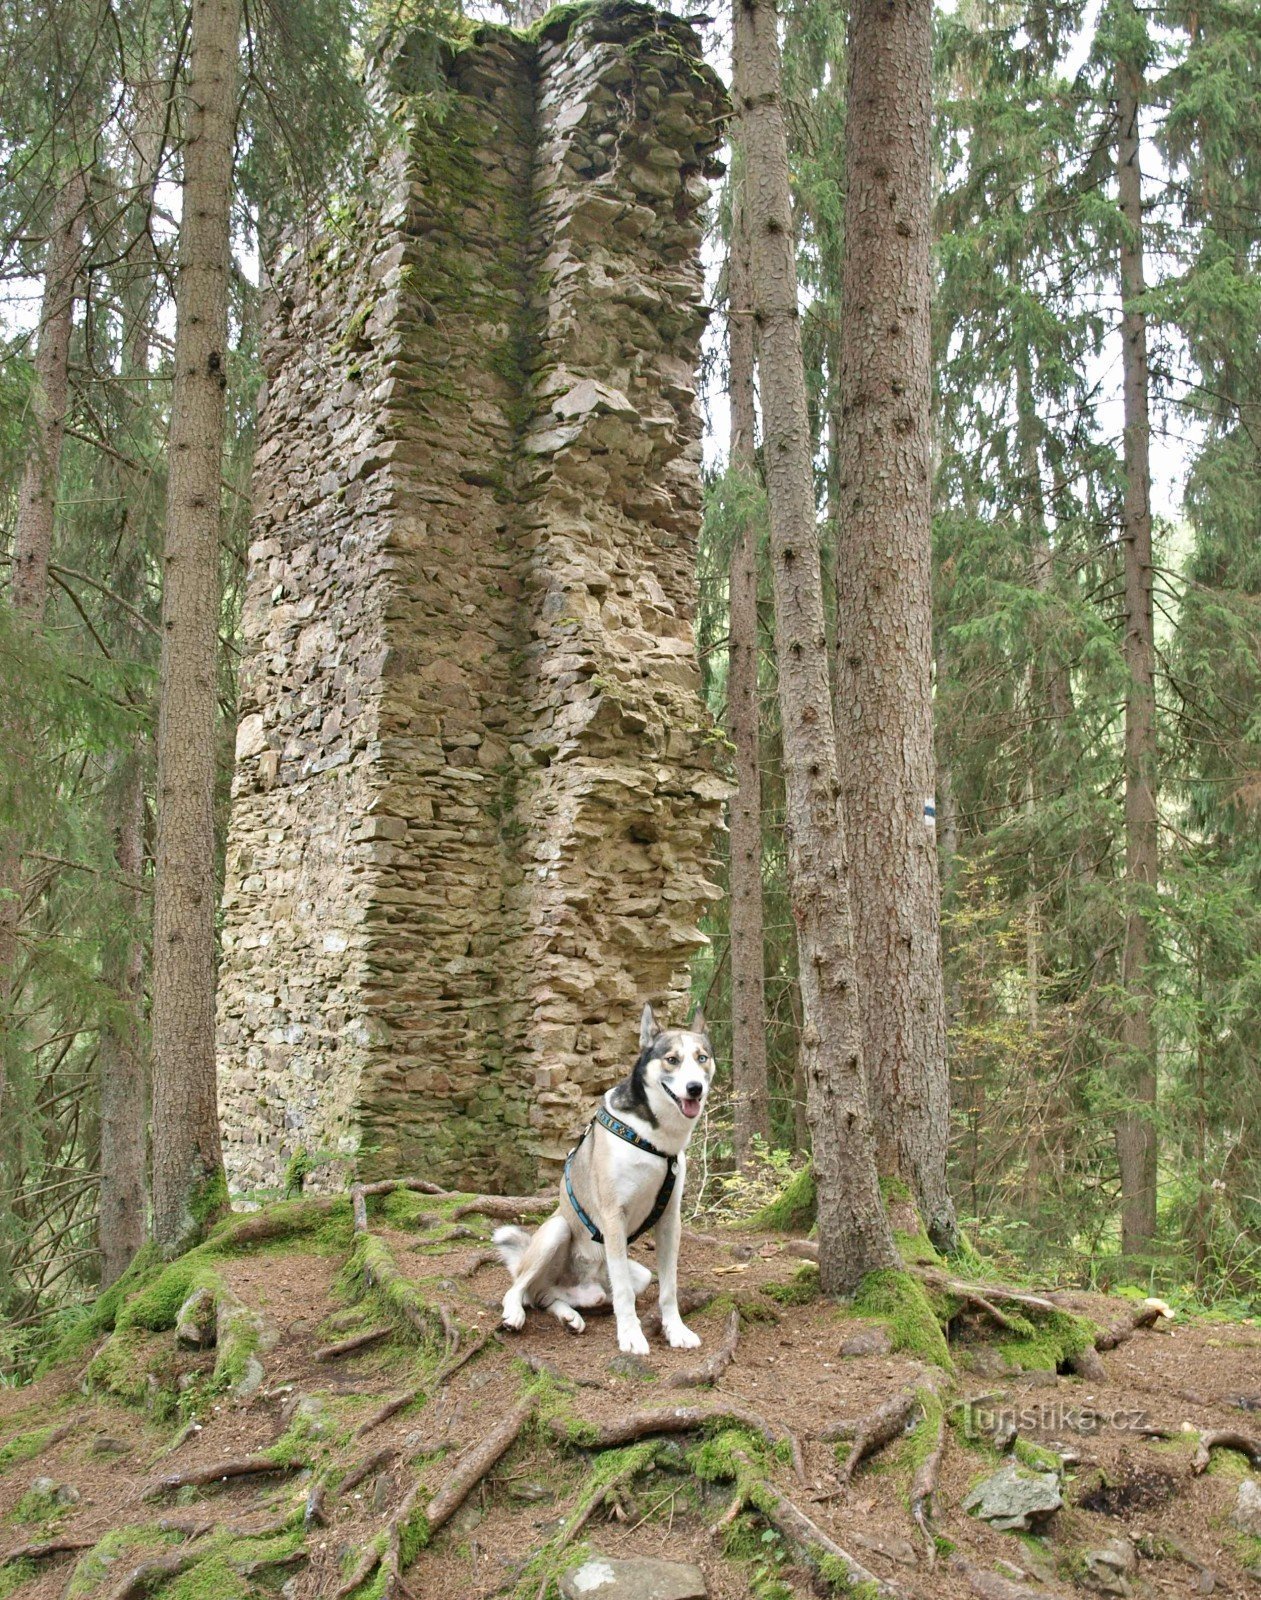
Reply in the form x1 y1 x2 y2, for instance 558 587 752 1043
726 185 772 1165
734 0 899 1292
833 0 956 1248
151 0 236 1253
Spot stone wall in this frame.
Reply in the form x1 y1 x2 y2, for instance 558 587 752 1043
217 0 729 1195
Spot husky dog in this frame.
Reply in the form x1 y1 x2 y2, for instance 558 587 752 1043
496 1003 714 1355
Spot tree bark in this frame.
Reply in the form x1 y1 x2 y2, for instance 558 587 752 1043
1116 26 1159 1261
733 0 900 1293
833 0 956 1249
726 186 772 1165
151 0 237 1253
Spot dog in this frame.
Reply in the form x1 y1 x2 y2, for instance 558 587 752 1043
496 1002 714 1355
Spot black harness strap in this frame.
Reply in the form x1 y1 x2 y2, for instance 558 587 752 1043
564 1104 678 1246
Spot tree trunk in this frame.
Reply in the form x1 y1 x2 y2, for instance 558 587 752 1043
100 744 149 1283
151 0 237 1253
0 165 90 1122
726 186 772 1165
733 0 900 1293
1116 28 1159 1262
833 0 956 1249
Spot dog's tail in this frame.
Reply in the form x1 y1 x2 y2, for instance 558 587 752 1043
493 1225 531 1278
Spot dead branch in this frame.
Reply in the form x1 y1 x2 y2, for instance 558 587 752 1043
552 1401 803 1479
950 1554 1049 1600
727 1451 902 1598
314 1326 393 1362
1 1535 95 1563
1095 1302 1168 1351
448 1193 555 1222
949 1289 1023 1334
918 1268 1058 1315
823 1391 918 1483
142 1454 307 1499
426 1395 536 1534
340 1446 399 1496
1191 1427 1261 1474
666 1305 740 1388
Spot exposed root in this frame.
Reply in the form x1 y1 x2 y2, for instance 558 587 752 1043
314 1326 393 1362
356 1385 425 1438
823 1390 919 1482
141 1453 307 1499
783 1239 818 1262
105 1540 209 1600
951 1553 1050 1600
426 1395 536 1534
1159 1535 1219 1589
641 1286 715 1335
918 1267 1058 1316
449 1248 500 1277
666 1305 740 1389
0 1536 95 1564
534 1447 659 1600
234 1548 308 1578
910 1400 946 1561
1191 1427 1261 1474
552 1402 803 1479
949 1288 1025 1334
1067 1344 1109 1383
521 1352 603 1389
725 1449 903 1598
304 1479 329 1528
1095 1301 1169 1350
434 1326 497 1385
340 1445 399 1496
353 1230 466 1351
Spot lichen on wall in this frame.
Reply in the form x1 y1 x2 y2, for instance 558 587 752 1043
217 0 730 1195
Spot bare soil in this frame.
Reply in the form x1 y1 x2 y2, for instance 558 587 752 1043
2 1206 1259 1600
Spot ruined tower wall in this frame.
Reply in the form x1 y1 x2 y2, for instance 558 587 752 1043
217 2 728 1194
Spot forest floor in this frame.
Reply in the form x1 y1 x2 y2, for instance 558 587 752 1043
1 1185 1259 1600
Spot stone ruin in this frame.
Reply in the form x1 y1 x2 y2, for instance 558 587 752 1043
216 1 730 1194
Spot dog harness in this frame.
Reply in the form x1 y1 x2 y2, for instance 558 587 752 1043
564 1104 678 1246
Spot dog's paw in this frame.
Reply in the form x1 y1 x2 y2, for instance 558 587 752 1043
617 1323 651 1356
664 1320 701 1350
559 1308 586 1335
501 1301 526 1332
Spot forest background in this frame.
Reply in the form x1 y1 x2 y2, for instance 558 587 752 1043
1 0 1259 1369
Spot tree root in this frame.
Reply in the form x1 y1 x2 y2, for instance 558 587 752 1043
910 1401 946 1560
334 1476 426 1600
447 1248 500 1277
520 1352 603 1389
448 1194 554 1223
352 1231 465 1355
314 1326 393 1362
1095 1301 1169 1350
641 1286 715 1335
950 1553 1054 1600
141 1453 307 1499
534 1447 659 1600
822 1390 919 1482
552 1402 803 1479
357 1387 424 1438
340 1446 399 1496
721 1449 903 1598
0 1535 95 1564
427 1395 537 1535
1191 1427 1261 1474
105 1540 210 1600
666 1305 740 1388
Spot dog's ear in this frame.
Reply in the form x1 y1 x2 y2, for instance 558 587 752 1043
690 1006 708 1039
639 1002 660 1049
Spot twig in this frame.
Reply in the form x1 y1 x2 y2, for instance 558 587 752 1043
314 1326 393 1362
666 1305 740 1388
426 1396 536 1534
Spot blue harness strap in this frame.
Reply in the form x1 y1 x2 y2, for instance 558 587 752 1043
564 1104 678 1246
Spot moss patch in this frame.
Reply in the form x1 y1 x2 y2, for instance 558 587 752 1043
760 1264 821 1306
851 1269 952 1370
64 1524 177 1598
0 1425 58 1476
997 1307 1096 1373
750 1165 816 1232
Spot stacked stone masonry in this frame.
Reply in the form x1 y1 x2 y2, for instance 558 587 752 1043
217 0 730 1194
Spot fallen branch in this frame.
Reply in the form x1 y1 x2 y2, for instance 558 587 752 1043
729 1451 902 1598
142 1454 307 1499
426 1395 536 1535
1191 1427 1261 1475
340 1446 399 1496
667 1305 740 1389
314 1326 393 1362
552 1402 803 1480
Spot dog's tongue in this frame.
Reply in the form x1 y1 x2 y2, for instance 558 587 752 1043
681 1096 702 1119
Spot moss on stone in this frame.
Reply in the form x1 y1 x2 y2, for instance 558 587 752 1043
749 1164 816 1232
851 1269 953 1370
997 1307 1095 1373
84 1326 180 1419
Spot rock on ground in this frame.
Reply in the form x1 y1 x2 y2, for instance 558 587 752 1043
962 1459 1063 1532
559 1556 708 1600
